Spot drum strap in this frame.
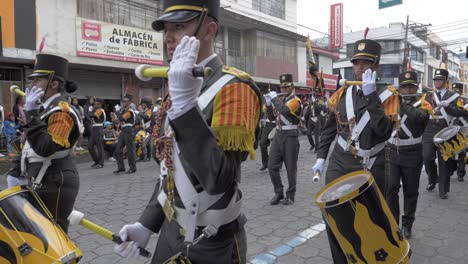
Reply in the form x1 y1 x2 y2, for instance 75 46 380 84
458 117 468 126
197 74 236 110
433 92 459 125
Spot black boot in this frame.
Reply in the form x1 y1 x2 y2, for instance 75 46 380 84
270 193 284 205
401 226 412 239
282 194 295 205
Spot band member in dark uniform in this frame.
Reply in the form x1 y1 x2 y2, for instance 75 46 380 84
88 98 106 168
266 74 302 205
114 94 137 174
137 97 153 161
7 54 82 232
422 69 467 199
311 39 398 263
259 101 276 171
451 82 467 182
304 100 316 151
385 71 429 239
113 1 262 263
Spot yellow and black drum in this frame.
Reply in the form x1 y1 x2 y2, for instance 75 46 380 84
135 130 150 157
315 170 410 264
0 186 82 264
433 126 467 161
9 136 23 154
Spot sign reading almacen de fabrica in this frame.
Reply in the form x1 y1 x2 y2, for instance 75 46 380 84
76 18 164 65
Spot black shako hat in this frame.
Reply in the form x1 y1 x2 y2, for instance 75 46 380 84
122 94 133 102
28 54 69 82
398 71 418 86
279 74 293 86
152 0 220 31
433 69 449 80
140 97 152 105
350 39 382 64
452 82 464 93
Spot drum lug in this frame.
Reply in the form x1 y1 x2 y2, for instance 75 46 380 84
374 248 388 261
18 243 32 256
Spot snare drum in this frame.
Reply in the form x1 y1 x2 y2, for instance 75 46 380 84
315 170 410 264
9 136 23 154
0 186 82 263
135 130 149 157
433 126 467 161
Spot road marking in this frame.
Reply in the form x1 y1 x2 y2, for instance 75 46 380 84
249 221 326 264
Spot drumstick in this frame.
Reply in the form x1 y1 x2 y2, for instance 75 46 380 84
68 210 151 258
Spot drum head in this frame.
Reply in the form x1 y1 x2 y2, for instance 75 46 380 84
461 126 468 137
434 126 461 144
315 170 372 207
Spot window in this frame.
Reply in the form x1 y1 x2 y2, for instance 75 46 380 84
379 40 400 54
255 31 296 64
428 65 434 87
429 42 441 60
410 46 424 63
77 0 162 30
253 0 286 20
346 43 355 58
228 29 241 56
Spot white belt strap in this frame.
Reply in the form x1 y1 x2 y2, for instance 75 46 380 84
337 136 384 169
92 124 103 127
351 111 370 142
379 88 393 103
459 117 468 126
198 74 236 110
387 136 422 146
279 125 298 130
122 123 133 127
345 85 355 121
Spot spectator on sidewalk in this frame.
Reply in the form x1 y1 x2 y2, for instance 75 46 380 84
103 121 117 162
2 112 20 156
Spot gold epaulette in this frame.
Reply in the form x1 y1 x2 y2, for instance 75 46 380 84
381 85 400 121
222 66 250 80
58 101 71 113
328 86 346 112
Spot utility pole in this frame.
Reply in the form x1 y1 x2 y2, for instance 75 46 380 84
402 15 409 71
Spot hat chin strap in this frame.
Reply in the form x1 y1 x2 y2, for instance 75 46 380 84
41 71 56 103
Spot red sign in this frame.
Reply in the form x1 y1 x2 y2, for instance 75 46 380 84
81 21 102 41
329 3 343 49
306 71 339 91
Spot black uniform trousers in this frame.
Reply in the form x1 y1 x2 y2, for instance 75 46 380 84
385 144 423 228
259 122 275 168
306 120 316 149
324 144 386 264
423 141 452 194
115 126 136 171
88 126 104 166
457 150 466 178
152 218 246 264
35 157 80 233
268 129 299 199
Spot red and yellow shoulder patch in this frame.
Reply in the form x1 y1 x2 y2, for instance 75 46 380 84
95 109 104 117
211 82 260 159
48 112 74 148
382 86 400 121
420 94 434 115
286 97 301 115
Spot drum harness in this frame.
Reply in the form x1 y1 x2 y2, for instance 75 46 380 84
336 86 392 169
156 73 242 260
21 104 83 189
92 109 106 127
431 91 459 125
387 100 423 149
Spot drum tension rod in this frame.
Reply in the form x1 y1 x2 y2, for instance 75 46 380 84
375 248 388 261
18 243 32 256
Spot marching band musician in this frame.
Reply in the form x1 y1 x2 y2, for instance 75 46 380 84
450 82 466 182
266 74 302 205
88 98 106 169
113 94 137 174
385 71 429 239
137 97 153 161
113 0 262 262
311 39 399 263
422 69 467 199
259 97 276 171
6 54 82 233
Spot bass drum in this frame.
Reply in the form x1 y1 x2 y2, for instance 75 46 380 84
315 170 410 264
433 126 467 161
0 186 82 263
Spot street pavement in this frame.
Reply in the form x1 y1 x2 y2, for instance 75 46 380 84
1 135 467 263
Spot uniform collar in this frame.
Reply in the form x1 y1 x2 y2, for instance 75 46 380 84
42 93 61 109
435 88 447 98
198 53 217 67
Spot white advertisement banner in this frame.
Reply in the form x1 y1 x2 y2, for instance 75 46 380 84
76 18 164 65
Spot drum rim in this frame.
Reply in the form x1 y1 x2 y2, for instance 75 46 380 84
0 185 25 200
314 170 373 207
433 125 461 144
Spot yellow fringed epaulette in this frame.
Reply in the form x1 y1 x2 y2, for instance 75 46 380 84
328 86 346 112
420 94 435 115
48 112 74 148
381 86 400 121
58 101 70 113
222 66 250 80
211 82 260 160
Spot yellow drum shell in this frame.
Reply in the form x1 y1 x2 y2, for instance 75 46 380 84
0 186 82 264
433 126 467 161
315 170 411 264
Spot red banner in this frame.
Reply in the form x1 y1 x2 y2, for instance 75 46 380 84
329 3 343 49
306 71 339 91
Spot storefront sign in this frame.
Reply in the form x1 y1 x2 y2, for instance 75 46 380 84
76 18 164 65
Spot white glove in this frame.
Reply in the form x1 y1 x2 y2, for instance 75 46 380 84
264 95 272 106
88 106 94 112
113 222 152 258
269 91 278 99
7 175 28 188
440 100 449 108
361 69 377 96
114 104 121 112
312 158 325 176
24 86 44 111
167 36 203 120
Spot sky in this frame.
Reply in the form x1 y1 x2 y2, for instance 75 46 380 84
296 0 468 52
